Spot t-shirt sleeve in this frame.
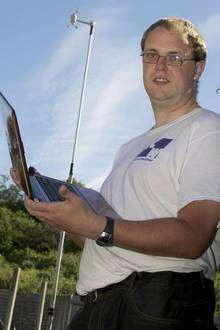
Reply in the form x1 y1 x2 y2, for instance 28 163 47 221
178 131 220 214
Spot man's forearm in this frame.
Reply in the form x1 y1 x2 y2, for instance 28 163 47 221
110 200 219 259
113 217 209 259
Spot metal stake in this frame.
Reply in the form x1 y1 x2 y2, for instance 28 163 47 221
4 268 21 330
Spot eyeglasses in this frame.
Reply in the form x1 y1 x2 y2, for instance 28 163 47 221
140 51 195 66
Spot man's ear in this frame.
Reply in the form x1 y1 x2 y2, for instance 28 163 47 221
194 60 206 81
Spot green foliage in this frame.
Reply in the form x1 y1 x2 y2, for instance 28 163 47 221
61 252 81 279
0 206 82 293
215 271 220 316
0 175 24 211
0 255 13 287
0 175 82 294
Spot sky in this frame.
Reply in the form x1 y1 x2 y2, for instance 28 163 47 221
0 0 220 190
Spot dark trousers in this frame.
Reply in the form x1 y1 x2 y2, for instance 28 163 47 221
68 271 216 330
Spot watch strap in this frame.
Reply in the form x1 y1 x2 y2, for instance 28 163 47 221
95 216 114 246
105 216 114 235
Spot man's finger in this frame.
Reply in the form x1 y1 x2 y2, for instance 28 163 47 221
24 195 54 213
29 166 38 175
59 185 76 201
10 168 21 187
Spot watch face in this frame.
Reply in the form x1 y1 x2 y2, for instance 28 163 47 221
96 232 113 247
96 217 114 247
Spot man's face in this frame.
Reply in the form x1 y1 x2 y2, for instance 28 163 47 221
142 27 205 108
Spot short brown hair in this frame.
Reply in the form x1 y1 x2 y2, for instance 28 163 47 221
141 18 207 62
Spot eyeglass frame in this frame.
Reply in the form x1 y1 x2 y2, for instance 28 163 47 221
140 51 196 66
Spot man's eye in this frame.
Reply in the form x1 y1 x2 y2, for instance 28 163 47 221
146 53 158 59
167 54 182 63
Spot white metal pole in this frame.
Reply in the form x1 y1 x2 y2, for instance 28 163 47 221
47 231 65 330
68 20 95 183
47 14 95 330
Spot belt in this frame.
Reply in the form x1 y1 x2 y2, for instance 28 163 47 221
79 272 137 304
78 270 206 304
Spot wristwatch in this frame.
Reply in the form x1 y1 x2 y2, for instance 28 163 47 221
96 217 114 247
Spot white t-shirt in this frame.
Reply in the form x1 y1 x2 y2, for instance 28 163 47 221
76 108 220 295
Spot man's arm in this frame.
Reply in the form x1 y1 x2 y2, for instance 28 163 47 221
113 200 219 259
23 185 220 259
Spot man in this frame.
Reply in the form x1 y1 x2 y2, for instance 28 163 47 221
11 18 220 329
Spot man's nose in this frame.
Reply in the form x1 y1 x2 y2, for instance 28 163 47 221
156 55 168 69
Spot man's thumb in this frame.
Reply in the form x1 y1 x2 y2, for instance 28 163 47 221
59 185 73 200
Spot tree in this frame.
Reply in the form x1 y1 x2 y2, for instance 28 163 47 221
0 175 81 293
0 175 24 211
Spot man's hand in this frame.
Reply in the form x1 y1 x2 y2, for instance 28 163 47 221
10 166 37 188
10 168 21 188
24 185 106 240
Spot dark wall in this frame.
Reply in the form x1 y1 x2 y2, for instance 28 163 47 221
0 289 82 330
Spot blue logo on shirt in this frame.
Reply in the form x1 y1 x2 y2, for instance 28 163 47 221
135 138 173 161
